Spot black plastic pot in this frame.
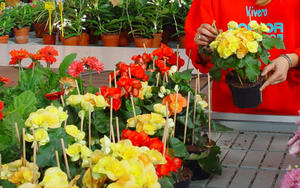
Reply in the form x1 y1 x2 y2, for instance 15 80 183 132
184 160 210 180
173 167 192 188
226 75 264 108
174 178 191 188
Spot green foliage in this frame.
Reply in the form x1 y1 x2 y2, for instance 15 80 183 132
0 10 14 35
197 146 222 175
59 53 77 77
0 180 16 188
169 137 187 158
10 3 35 29
158 176 174 188
10 91 37 118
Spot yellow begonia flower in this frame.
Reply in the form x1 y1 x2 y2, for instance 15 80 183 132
260 23 270 32
153 104 168 117
249 20 260 30
144 164 160 188
25 128 49 146
237 43 248 59
139 82 153 100
83 93 108 109
100 136 112 154
209 40 219 49
228 21 239 30
145 149 166 165
19 183 41 188
82 169 107 188
107 174 140 188
66 143 82 161
247 41 259 53
93 156 126 181
66 95 83 106
253 32 263 41
9 165 40 185
45 106 68 123
65 125 85 141
40 167 69 188
196 95 208 109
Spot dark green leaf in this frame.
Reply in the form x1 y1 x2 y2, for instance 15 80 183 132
58 53 77 77
262 37 285 50
158 177 174 188
12 91 37 118
198 146 222 175
169 137 187 158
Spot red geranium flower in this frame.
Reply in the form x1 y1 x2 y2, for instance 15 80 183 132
0 76 10 84
45 88 65 100
82 56 104 74
9 48 29 65
39 46 58 64
68 61 85 77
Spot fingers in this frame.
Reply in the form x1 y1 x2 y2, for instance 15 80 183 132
260 68 286 91
195 24 217 46
261 63 275 76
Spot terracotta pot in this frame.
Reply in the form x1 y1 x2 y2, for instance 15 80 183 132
6 0 20 6
101 33 120 47
89 30 100 44
179 35 185 48
13 27 30 44
78 33 89 46
0 35 9 44
43 34 56 45
134 37 153 48
152 33 162 48
34 23 48 38
62 36 80 46
119 31 129 47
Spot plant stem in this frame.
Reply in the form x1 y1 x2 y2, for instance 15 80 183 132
237 74 244 87
89 69 92 87
47 62 50 69
125 0 134 38
173 14 179 34
31 61 36 78
18 62 21 83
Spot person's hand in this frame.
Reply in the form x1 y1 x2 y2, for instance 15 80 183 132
260 56 290 91
194 24 218 46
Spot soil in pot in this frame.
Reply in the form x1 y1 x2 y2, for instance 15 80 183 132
179 35 185 48
101 33 120 47
226 75 265 108
43 34 56 45
134 37 153 48
79 33 89 46
13 27 30 44
62 36 80 46
34 23 48 38
0 35 9 43
173 167 192 188
119 30 129 47
152 33 162 48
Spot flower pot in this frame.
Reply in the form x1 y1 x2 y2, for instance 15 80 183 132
79 33 89 46
101 33 120 47
173 167 192 188
6 0 20 6
152 33 162 48
0 35 9 44
62 36 80 46
226 75 264 108
134 37 153 48
34 23 48 38
43 34 56 45
89 30 100 44
179 35 185 48
184 145 211 180
119 30 129 47
13 27 30 44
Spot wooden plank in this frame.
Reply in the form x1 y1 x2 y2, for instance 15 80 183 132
222 150 247 167
240 150 265 169
251 170 277 188
231 133 255 150
261 152 285 170
250 134 272 151
216 132 238 149
274 172 285 188
228 168 256 188
281 154 300 170
269 135 290 152
207 168 236 188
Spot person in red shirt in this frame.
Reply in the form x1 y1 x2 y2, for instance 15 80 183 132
185 0 300 115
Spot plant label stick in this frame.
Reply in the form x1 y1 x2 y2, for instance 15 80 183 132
186 49 191 70
75 80 80 94
60 139 71 179
58 1 64 37
197 70 201 94
208 73 212 144
116 117 120 142
110 98 115 143
55 150 60 169
192 78 198 145
80 112 84 132
114 67 117 88
163 102 169 157
22 128 26 166
61 95 65 107
88 104 92 149
184 92 190 144
14 122 20 143
156 73 160 87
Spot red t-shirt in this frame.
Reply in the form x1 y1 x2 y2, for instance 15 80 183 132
185 0 300 115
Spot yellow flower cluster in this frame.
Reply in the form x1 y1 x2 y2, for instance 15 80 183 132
40 167 80 188
65 125 85 142
66 93 108 112
127 113 174 135
139 82 153 100
25 106 68 129
86 137 164 188
25 128 49 146
1 160 40 186
210 20 269 59
153 104 168 117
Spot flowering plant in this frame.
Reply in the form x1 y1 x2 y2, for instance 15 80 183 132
203 20 285 83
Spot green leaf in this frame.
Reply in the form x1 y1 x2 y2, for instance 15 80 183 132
212 121 233 131
209 65 222 82
0 180 16 188
158 177 174 188
171 69 193 83
262 37 285 50
169 137 187 158
198 146 222 175
92 110 110 134
12 91 37 118
58 53 77 77
186 151 209 160
245 60 260 82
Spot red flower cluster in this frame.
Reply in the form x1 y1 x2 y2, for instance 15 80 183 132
122 129 182 178
0 100 4 119
131 53 152 65
117 76 142 98
39 46 58 64
9 48 29 65
100 86 123 111
0 76 10 84
68 57 104 78
45 88 65 100
151 44 185 75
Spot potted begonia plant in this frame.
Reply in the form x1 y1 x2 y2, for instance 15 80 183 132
10 2 35 43
201 20 285 108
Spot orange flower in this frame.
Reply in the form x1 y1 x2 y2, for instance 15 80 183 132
40 46 58 64
9 48 29 65
162 93 187 116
